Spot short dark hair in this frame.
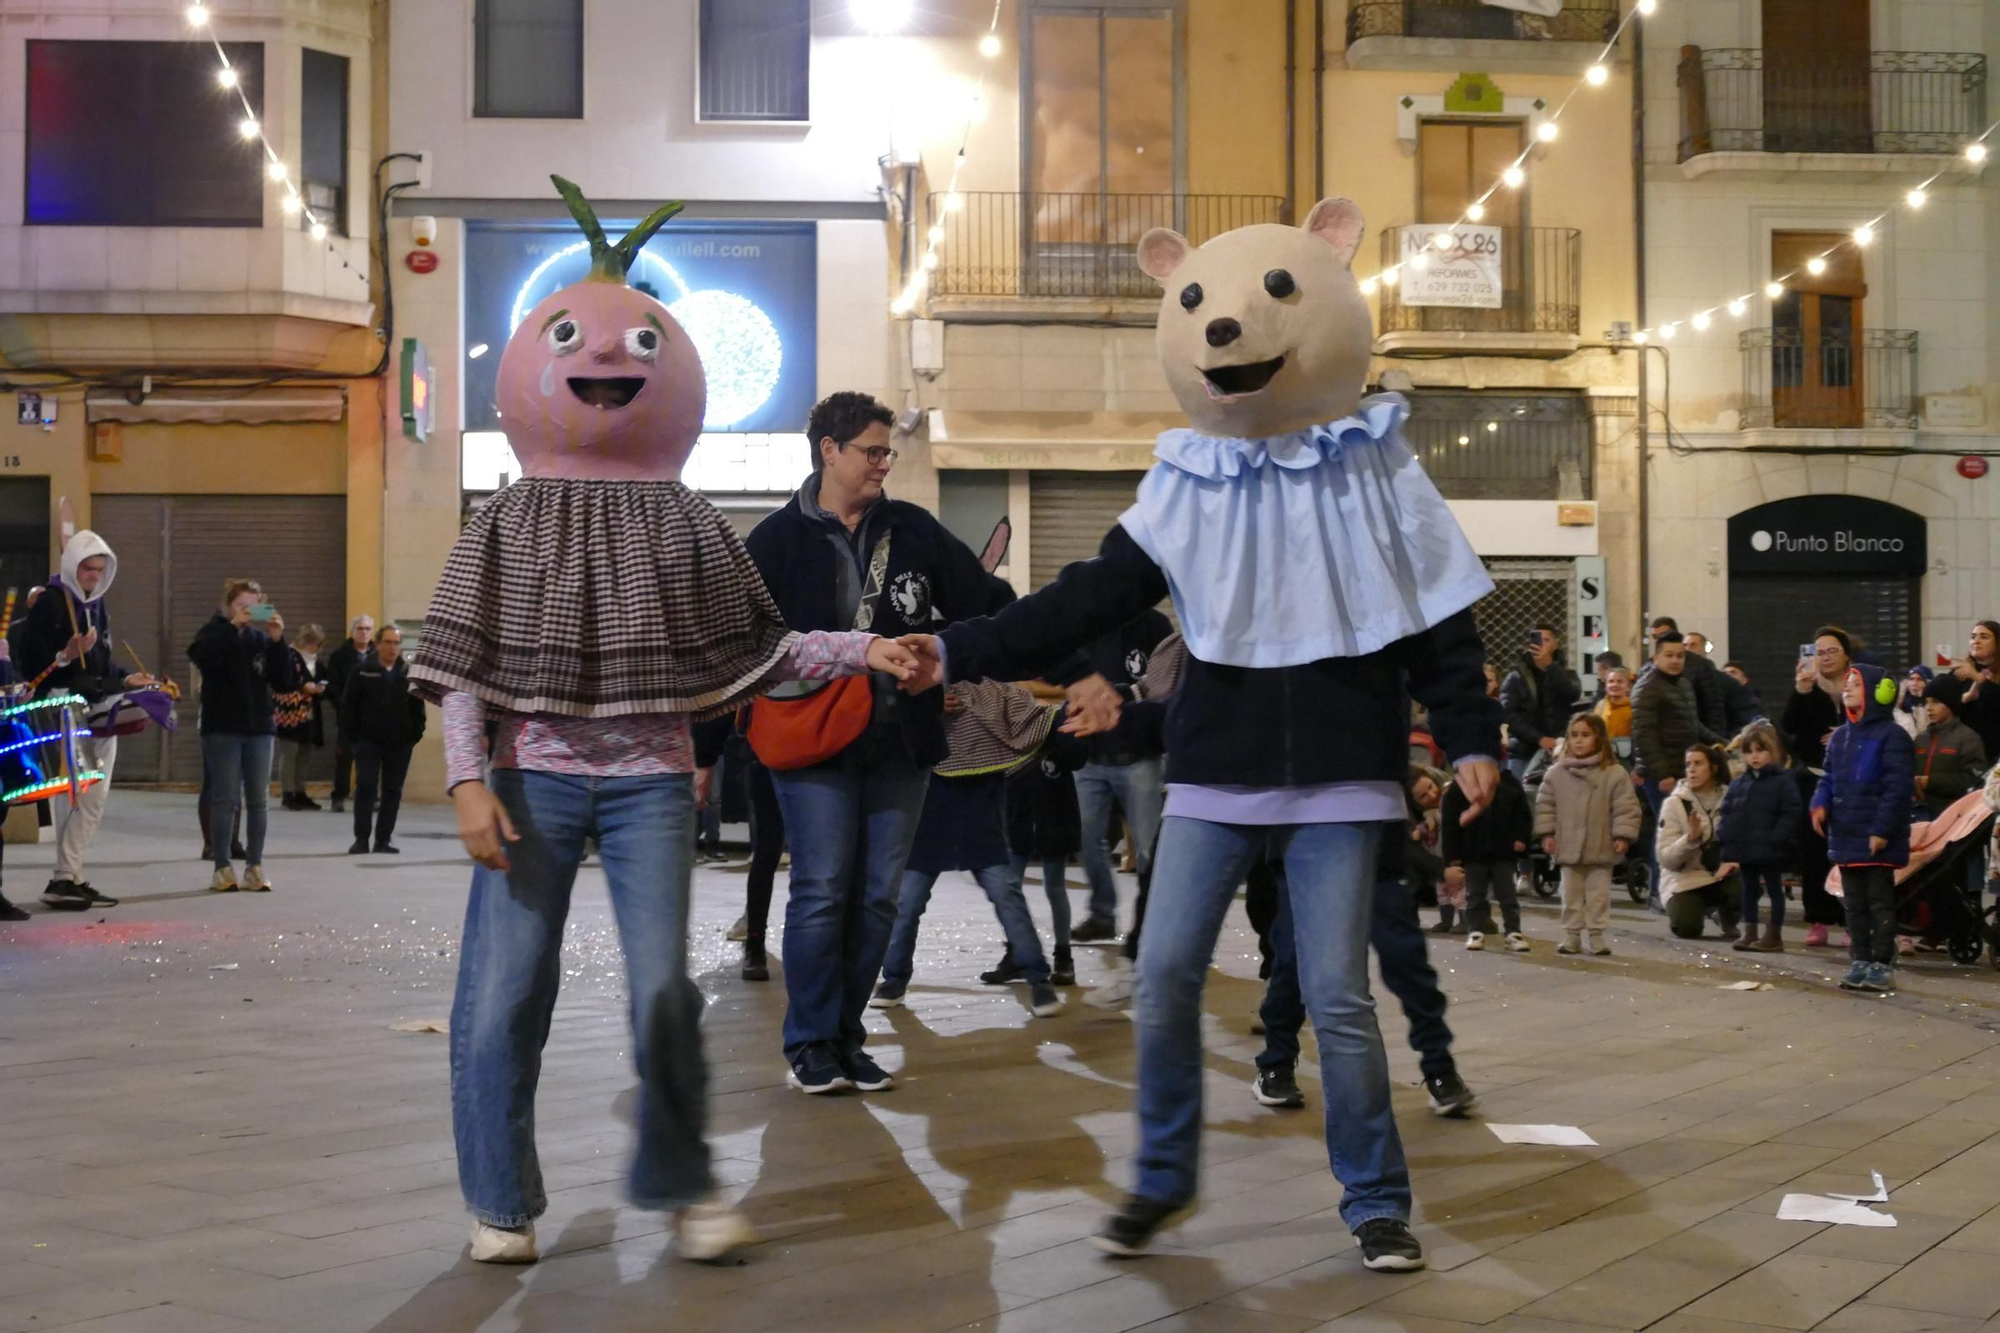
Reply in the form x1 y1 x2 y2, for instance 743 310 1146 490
805 392 895 472
1650 616 1679 634
1723 660 1745 675
1528 624 1558 644
1653 630 1685 652
1812 625 1855 659
1594 650 1624 668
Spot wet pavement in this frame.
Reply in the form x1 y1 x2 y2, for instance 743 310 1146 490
2 791 2000 1333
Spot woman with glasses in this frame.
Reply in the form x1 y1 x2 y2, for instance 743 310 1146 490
1782 626 1854 947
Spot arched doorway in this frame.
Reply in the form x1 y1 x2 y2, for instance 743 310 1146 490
1726 496 1927 702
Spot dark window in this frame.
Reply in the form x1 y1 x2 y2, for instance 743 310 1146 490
301 48 349 236
474 0 583 119
699 0 809 122
26 40 264 227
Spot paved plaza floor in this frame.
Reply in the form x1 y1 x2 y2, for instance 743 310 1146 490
3 791 2000 1333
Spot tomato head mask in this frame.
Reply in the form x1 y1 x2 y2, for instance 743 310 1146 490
496 176 707 481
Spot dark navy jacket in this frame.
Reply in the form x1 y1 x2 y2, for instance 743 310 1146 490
1717 763 1803 867
1810 663 1915 868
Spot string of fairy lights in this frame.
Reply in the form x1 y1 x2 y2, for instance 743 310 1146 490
184 2 368 288
890 0 1006 316
1353 0 1995 345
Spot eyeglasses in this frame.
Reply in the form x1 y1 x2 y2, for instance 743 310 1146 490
841 442 899 467
1814 646 1845 658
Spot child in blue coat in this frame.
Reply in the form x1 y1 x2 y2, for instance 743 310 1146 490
1718 721 1802 953
1810 664 1915 992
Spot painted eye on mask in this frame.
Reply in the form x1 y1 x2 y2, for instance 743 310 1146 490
624 327 661 363
547 319 583 355
1263 269 1297 298
1179 283 1203 311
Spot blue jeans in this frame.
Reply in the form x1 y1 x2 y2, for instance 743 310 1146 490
1136 817 1407 1227
1259 873 1456 1084
1012 853 1072 955
881 863 1051 990
770 757 930 1061
1075 756 1164 923
201 732 273 868
449 770 707 1227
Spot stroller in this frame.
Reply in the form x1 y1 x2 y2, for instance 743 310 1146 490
1519 739 1656 906
1827 790 2000 967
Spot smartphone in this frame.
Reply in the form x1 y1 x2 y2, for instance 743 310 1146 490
1798 643 1815 660
249 603 276 623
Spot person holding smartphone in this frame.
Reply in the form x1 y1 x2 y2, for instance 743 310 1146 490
188 579 297 893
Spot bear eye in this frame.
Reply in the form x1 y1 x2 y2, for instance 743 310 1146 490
1179 282 1203 311
624 327 660 363
1264 269 1297 299
547 319 583 355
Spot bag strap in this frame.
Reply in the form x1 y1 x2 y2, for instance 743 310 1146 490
853 531 892 632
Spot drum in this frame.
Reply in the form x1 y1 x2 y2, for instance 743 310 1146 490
0 692 104 805
86 688 179 739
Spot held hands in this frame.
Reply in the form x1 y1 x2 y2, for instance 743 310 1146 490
452 781 520 871
895 635 945 694
1060 673 1123 738
865 636 920 683
1453 758 1499 826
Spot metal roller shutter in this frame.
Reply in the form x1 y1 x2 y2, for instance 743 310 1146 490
89 495 346 783
1027 471 1144 591
1728 574 1918 708
1475 559 1577 669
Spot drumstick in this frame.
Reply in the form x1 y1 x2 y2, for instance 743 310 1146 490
122 642 150 682
2 588 15 631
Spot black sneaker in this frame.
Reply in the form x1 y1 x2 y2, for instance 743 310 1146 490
787 1044 851 1095
1091 1195 1187 1257
741 940 769 982
0 893 28 922
331 800 345 814
348 839 368 855
297 796 323 811
1029 981 1064 1017
1051 951 1076 986
1070 916 1118 944
979 951 1022 985
1355 1218 1426 1272
1254 1067 1305 1109
74 883 118 908
1425 1070 1477 1118
374 844 401 855
868 980 906 1009
840 1050 894 1092
41 880 90 911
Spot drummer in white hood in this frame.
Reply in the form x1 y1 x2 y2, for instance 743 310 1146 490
15 530 155 910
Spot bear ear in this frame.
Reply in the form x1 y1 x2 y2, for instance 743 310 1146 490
1303 198 1366 268
1137 228 1193 282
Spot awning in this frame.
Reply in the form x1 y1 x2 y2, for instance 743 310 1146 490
926 408 1180 471
86 387 347 426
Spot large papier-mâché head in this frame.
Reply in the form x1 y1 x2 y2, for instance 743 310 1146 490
1138 198 1373 439
496 176 707 480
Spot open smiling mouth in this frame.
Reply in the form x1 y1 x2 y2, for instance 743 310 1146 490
1200 356 1286 399
567 377 645 409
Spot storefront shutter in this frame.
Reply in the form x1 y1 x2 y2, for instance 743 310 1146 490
1027 471 1145 591
1728 573 1919 710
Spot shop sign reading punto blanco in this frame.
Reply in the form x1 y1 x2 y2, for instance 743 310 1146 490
1399 225 1503 309
1728 496 1926 576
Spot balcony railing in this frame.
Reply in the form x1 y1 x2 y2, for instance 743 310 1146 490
1375 225 1580 340
1739 327 1919 430
1680 49 1987 159
1402 391 1594 500
924 192 1285 302
1348 0 1618 44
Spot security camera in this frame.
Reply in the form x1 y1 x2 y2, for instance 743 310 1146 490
411 215 438 247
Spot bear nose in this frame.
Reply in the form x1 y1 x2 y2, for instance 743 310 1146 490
1205 318 1242 348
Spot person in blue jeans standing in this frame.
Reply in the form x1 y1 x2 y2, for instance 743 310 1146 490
188 578 296 894
1070 610 1173 942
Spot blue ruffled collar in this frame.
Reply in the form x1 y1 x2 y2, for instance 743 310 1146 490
1153 393 1409 481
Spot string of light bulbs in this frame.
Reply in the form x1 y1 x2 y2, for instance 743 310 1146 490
890 0 1006 316
183 2 367 288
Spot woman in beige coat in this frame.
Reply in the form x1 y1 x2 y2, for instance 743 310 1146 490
1535 714 1643 956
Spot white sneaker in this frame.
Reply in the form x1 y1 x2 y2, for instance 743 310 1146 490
677 1195 756 1262
1465 932 1485 951
1505 932 1530 953
1085 957 1135 1010
209 865 238 893
241 864 272 892
468 1219 538 1263
725 914 749 942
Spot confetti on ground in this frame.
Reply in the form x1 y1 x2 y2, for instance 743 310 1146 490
1489 1124 1597 1147
389 1018 449 1034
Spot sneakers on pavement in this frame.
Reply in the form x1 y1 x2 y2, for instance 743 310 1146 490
1590 936 1613 956
0 893 27 921
348 839 368 855
868 981 906 1010
979 951 1023 985
467 1220 538 1264
1253 1067 1305 1109
1464 932 1485 951
1070 915 1118 944
1804 923 1830 948
1864 962 1896 993
1425 1070 1477 1118
726 914 749 942
1895 936 1915 957
209 866 239 893
741 940 769 982
840 1050 895 1092
41 879 91 911
241 865 273 892
1838 960 1871 990
1051 951 1076 986
1556 934 1582 956
1086 957 1135 1009
1029 981 1064 1017
1355 1218 1426 1272
374 844 400 855
676 1195 756 1262
787 1044 852 1094
1092 1195 1186 1257
1505 932 1530 953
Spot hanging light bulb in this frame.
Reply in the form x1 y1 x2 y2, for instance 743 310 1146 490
216 65 238 88
1457 435 1470 446
186 2 209 25
1359 277 1379 295
920 251 940 270
1631 330 1649 345
943 191 964 212
1485 421 1499 433
1536 121 1559 143
1765 281 1784 299
1852 223 1874 245
239 117 260 140
1465 201 1485 221
1967 142 1989 163
1658 322 1678 340
1636 0 1658 13
1502 165 1526 188
279 193 302 216
1906 186 1928 208
1380 267 1400 287
891 294 915 315
1434 232 1455 250
978 32 1002 58
309 221 328 241
267 160 288 182
1727 298 1747 317
1691 311 1711 331
851 0 912 34
926 224 944 243
1409 254 1430 272
1586 64 1610 87
1806 256 1828 275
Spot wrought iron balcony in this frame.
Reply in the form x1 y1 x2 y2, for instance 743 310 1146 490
1739 327 1919 430
1402 390 1595 500
1374 225 1581 350
1348 0 1618 44
923 192 1285 304
1680 49 1987 160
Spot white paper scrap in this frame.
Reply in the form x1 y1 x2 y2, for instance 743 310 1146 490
1778 1194 1896 1227
389 1018 450 1034
1830 1171 1889 1203
1719 981 1774 991
1488 1124 1598 1147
